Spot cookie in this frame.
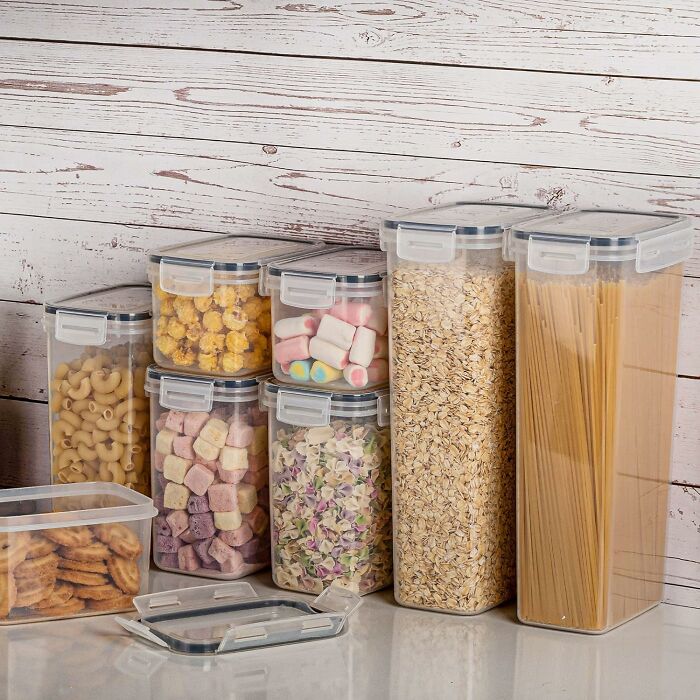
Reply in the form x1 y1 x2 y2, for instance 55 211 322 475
34 597 85 617
107 556 140 595
93 524 142 560
0 532 30 572
87 594 134 612
0 572 17 618
43 526 92 548
31 582 74 609
73 583 123 600
14 552 59 579
14 576 56 608
58 557 109 575
59 542 110 562
57 569 108 587
25 535 57 560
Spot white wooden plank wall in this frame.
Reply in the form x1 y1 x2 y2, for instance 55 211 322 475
0 1 697 608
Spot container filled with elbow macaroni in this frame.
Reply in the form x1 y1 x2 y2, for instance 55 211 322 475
44 286 154 496
148 235 325 377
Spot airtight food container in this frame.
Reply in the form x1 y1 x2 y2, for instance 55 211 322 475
507 209 694 634
261 379 392 595
0 482 155 624
148 236 324 377
380 202 544 615
145 366 271 579
44 286 153 495
264 247 388 391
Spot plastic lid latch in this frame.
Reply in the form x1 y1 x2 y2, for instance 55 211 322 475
276 388 331 427
396 224 457 263
280 272 336 309
159 376 215 412
527 235 591 275
55 310 108 346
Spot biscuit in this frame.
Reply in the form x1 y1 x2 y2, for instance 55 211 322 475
43 526 92 548
14 577 56 608
34 597 85 617
14 552 59 579
31 582 74 609
0 532 30 572
0 572 17 617
25 535 57 560
57 569 108 587
59 542 110 562
73 583 123 600
58 557 109 575
87 594 134 612
93 524 142 559
107 556 140 595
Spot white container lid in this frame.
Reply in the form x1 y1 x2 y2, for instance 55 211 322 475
380 202 545 262
0 482 156 532
265 246 387 307
44 285 151 345
510 209 694 274
145 365 271 411
148 235 325 296
260 379 389 427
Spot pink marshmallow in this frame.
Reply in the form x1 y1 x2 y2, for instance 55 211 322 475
273 315 318 339
247 406 268 427
242 468 267 490
217 465 247 484
330 301 372 327
274 335 310 364
374 335 389 359
208 482 238 512
154 451 165 473
173 435 196 460
208 536 236 565
220 551 246 575
164 411 185 433
367 358 389 383
177 544 201 572
279 361 291 375
309 336 349 370
198 458 219 473
155 415 167 431
247 453 268 472
219 523 253 547
348 326 376 367
316 315 356 351
366 306 388 335
165 510 189 538
343 364 369 389
183 463 216 496
179 528 198 544
183 412 210 437
244 506 269 536
226 422 253 448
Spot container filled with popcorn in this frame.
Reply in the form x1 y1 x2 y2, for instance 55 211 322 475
261 379 392 595
148 236 325 377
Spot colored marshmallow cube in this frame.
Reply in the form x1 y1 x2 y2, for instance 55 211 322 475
154 515 171 537
165 509 189 538
179 528 198 544
220 446 248 472
163 455 193 484
366 306 388 335
173 435 196 460
183 411 210 437
193 537 216 566
244 506 269 536
187 493 210 514
275 335 310 364
220 552 246 575
156 535 182 554
219 523 253 547
226 422 253 448
178 544 201 572
242 468 267 490
238 536 263 563
280 361 291 374
164 411 185 433
273 315 317 339
249 426 267 456
198 457 219 473
247 452 268 472
193 436 220 462
248 406 268 426
208 483 238 512
309 336 349 370
199 418 229 448
189 512 217 540
155 429 176 455
213 510 242 531
154 451 165 472
155 415 167 432
217 465 247 484
236 483 258 514
288 359 312 382
163 482 190 510
330 301 372 327
310 361 343 384
343 364 368 389
348 326 376 367
208 537 236 565
316 314 356 350
183 462 216 496
158 553 179 569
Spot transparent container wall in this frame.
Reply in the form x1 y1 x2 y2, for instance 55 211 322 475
1 505 150 624
515 257 684 633
47 323 152 496
271 291 388 391
269 411 392 595
150 395 270 579
388 247 516 614
152 270 272 378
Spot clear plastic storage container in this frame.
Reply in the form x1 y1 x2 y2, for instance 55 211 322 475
508 209 694 633
261 380 392 595
264 246 388 391
0 482 155 624
145 366 271 579
44 286 153 495
148 236 324 377
380 203 544 615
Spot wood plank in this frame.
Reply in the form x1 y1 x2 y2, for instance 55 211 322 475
2 2 699 78
673 379 700 487
1 128 700 276
665 484 700 606
1 42 699 176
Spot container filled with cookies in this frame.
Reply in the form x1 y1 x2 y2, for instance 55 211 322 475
44 285 153 495
0 482 156 624
148 235 325 377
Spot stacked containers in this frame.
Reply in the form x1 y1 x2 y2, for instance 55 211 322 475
44 286 153 495
508 210 693 633
265 246 389 391
146 235 322 579
261 380 392 595
380 203 544 614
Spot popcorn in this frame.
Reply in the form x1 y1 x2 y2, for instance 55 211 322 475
199 332 225 355
193 295 213 313
167 317 187 340
202 310 224 333
225 330 249 354
222 308 247 331
155 335 178 357
221 352 244 374
213 285 238 308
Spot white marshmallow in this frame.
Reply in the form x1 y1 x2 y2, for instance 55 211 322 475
348 326 376 367
315 314 356 350
273 315 317 339
220 446 248 472
309 336 350 370
374 335 389 359
343 364 369 388
366 307 388 335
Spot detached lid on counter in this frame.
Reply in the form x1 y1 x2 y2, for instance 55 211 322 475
148 235 325 297
380 202 545 263
265 246 387 308
44 285 152 345
509 209 694 274
115 581 361 655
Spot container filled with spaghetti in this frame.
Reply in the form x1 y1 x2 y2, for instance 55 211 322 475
507 209 694 634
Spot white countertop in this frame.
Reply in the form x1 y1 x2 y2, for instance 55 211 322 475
1 570 698 700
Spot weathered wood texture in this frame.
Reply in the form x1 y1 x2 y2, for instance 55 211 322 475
0 41 699 176
2 1 699 78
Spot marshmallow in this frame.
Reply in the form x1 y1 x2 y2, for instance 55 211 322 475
220 446 248 471
173 435 196 460
158 553 179 569
288 359 312 382
244 506 269 537
316 314 356 351
273 315 317 339
367 358 389 383
163 455 192 484
236 483 258 514
242 468 267 490
154 451 165 472
274 335 310 364
164 482 190 510
220 551 246 574
156 535 181 553
208 537 236 565
238 536 264 563
189 512 216 540
249 426 267 456
214 510 243 531
154 515 171 537
183 462 215 496
165 510 189 538
183 411 210 437
208 483 238 512
193 537 216 566
164 411 185 433
374 335 389 359
179 528 198 544
330 301 372 327
349 326 376 367
226 422 253 448
343 364 369 388
199 418 228 448
280 361 291 374
187 494 210 514
155 414 167 432
366 306 388 335
219 523 253 547
247 452 268 472
218 465 247 484
178 544 201 572
155 429 176 455
309 336 349 370
193 436 220 462
310 360 343 384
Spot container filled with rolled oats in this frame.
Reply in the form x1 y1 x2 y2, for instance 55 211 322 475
148 236 325 377
380 202 544 615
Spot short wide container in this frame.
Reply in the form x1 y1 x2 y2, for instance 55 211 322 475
0 482 155 624
509 209 694 633
145 366 271 579
380 203 544 615
265 246 388 391
148 235 324 377
44 286 153 495
261 380 393 595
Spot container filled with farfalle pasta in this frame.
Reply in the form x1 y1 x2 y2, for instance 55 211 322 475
148 235 325 377
261 379 392 596
0 482 155 624
44 286 153 495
